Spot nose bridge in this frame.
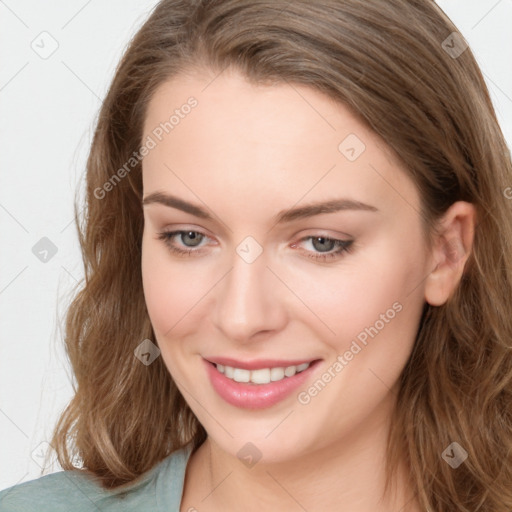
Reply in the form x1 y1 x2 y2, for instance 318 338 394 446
214 241 283 341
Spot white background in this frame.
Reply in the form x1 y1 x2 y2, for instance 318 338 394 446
1 0 511 490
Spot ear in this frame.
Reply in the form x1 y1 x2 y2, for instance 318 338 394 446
424 201 476 307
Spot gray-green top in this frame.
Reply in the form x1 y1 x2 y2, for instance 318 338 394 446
0 443 193 512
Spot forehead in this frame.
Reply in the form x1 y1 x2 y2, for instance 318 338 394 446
141 68 420 221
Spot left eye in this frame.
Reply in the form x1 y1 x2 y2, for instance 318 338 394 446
299 236 344 253
293 235 354 262
156 230 354 262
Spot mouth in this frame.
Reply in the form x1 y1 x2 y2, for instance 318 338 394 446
211 361 312 384
204 357 322 409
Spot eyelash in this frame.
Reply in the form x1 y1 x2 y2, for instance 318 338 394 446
156 230 354 262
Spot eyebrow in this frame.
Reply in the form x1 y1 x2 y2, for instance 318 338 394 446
142 191 378 224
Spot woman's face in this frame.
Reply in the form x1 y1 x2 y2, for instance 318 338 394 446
141 68 433 463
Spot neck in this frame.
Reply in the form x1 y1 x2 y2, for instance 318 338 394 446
182 396 420 512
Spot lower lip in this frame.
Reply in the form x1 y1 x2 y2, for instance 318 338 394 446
204 359 320 409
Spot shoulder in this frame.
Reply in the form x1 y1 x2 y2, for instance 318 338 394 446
0 443 194 512
0 468 104 512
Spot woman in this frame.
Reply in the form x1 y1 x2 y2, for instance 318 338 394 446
1 0 511 510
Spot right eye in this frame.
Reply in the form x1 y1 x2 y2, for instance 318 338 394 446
156 230 210 256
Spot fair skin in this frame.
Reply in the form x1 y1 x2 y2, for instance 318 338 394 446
140 67 475 512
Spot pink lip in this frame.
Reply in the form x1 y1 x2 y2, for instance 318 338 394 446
204 358 321 409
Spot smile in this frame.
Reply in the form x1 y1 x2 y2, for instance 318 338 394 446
204 358 321 409
215 362 311 384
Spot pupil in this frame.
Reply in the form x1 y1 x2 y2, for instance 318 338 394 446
313 237 333 252
184 231 201 246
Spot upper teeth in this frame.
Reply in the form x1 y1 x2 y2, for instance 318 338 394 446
216 362 311 384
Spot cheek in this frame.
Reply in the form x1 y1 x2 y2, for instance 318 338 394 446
297 236 426 355
141 235 189 337
141 234 220 341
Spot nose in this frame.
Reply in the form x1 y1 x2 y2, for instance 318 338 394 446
213 245 287 343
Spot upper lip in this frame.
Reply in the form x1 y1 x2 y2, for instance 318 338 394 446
205 357 319 370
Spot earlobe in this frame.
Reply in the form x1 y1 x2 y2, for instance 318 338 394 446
424 201 476 307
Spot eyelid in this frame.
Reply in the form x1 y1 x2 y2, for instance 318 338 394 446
158 224 215 240
297 227 353 239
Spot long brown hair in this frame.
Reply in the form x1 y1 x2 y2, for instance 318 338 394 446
48 1 512 509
